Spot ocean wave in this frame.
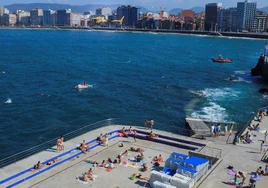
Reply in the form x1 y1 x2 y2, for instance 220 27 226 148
5 98 12 104
191 102 228 122
2 71 5 74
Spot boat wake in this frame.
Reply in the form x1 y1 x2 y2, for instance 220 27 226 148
5 98 12 104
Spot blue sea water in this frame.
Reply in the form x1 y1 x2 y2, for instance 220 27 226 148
0 29 267 159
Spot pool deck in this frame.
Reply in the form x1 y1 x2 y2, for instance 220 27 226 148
1 119 268 188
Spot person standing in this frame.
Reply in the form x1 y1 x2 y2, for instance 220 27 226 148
265 131 268 143
261 141 265 153
57 136 63 152
60 136 64 151
210 124 215 137
229 124 234 135
132 129 137 142
224 124 228 136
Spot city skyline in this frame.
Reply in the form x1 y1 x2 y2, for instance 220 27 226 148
0 0 268 10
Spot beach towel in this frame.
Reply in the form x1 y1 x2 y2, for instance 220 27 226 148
228 170 237 176
230 178 241 183
106 167 115 172
117 132 124 137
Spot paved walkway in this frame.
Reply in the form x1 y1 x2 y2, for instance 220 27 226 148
199 116 268 188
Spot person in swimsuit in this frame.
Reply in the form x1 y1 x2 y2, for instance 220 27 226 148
130 147 144 152
46 158 60 165
79 140 90 154
132 129 137 142
34 161 44 170
57 136 62 152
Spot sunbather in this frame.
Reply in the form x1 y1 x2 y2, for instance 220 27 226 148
135 153 144 162
79 140 90 153
147 131 158 140
85 159 99 167
46 158 61 165
130 147 144 152
120 127 129 138
101 160 107 167
140 163 148 172
121 150 128 157
96 134 103 142
130 173 150 181
87 168 95 181
153 154 163 163
117 155 122 164
34 161 44 170
79 172 89 181
256 166 264 175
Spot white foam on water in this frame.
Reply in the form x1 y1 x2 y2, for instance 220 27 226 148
5 98 12 104
234 70 246 74
199 88 240 101
191 102 228 122
263 95 268 100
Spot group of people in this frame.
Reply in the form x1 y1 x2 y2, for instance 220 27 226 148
146 131 159 140
120 127 137 142
33 158 61 170
210 123 234 137
144 119 154 130
255 110 266 122
96 133 109 147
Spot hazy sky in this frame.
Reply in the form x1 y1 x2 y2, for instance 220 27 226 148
0 0 267 9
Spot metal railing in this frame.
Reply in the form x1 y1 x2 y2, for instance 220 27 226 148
233 106 268 144
0 118 194 168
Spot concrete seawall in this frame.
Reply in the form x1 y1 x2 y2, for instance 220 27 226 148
1 26 268 39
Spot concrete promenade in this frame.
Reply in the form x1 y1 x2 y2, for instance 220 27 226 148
199 116 268 188
0 119 268 187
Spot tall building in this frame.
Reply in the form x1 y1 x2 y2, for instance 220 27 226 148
66 13 81 26
96 7 111 19
195 11 205 30
0 6 4 15
57 9 71 26
16 10 31 25
205 3 222 31
30 8 43 25
2 13 16 26
254 12 267 32
266 15 268 31
117 5 138 27
236 0 257 31
181 10 195 23
43 10 56 26
217 8 237 31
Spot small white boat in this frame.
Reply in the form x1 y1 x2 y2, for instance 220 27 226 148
75 84 92 89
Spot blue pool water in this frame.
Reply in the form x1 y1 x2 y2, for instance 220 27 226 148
0 29 267 159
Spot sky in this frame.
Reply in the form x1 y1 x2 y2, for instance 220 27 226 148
0 0 267 9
